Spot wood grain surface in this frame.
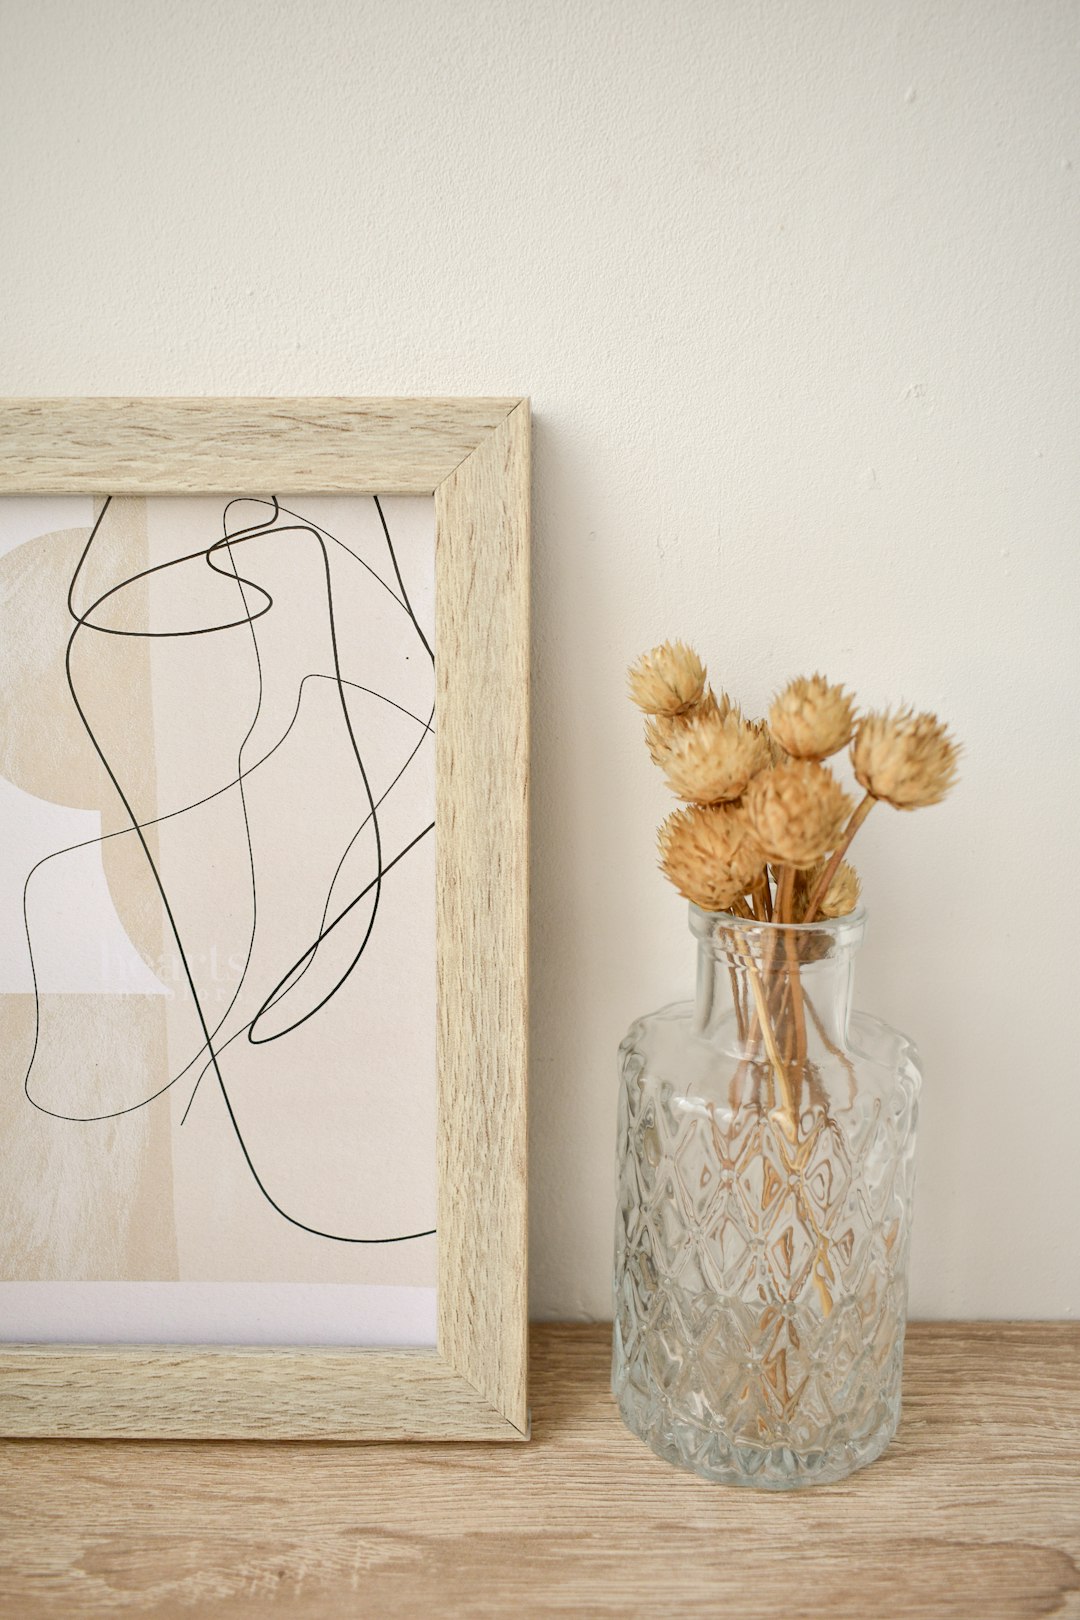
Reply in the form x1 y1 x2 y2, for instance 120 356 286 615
0 1322 1077 1619
436 400 531 1436
0 1347 522 1443
0 397 520 492
0 396 531 1443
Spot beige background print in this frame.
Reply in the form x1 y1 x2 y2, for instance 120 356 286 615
0 493 436 1292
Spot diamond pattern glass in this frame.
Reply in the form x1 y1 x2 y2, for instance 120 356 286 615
612 906 921 1488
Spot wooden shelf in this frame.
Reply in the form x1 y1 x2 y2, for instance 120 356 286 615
1 1322 1078 1618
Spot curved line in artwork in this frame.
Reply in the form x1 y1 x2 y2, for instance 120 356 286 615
374 494 434 665
20 673 433 1115
22 494 436 1244
248 495 427 638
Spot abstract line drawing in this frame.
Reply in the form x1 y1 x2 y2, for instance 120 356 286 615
0 493 437 1283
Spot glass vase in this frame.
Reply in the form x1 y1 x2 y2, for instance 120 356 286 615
612 903 921 1488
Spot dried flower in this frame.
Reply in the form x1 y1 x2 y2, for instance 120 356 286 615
799 859 861 919
627 641 706 717
749 717 788 767
742 760 852 869
661 708 771 804
769 675 855 761
852 707 960 810
643 687 724 765
658 803 767 911
643 713 675 766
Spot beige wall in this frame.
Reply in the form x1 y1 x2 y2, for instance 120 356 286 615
2 0 1077 1319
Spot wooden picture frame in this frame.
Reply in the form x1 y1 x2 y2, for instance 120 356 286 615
0 397 530 1441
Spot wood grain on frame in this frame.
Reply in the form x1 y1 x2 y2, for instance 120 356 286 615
436 402 530 1435
0 397 520 493
0 397 530 1441
0 1346 518 1441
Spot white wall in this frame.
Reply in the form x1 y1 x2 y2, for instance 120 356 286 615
2 0 1077 1319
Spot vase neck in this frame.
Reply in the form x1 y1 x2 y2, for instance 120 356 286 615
690 904 866 1057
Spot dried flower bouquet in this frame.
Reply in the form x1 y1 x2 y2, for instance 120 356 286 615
631 643 959 927
629 643 959 1294
614 643 957 1484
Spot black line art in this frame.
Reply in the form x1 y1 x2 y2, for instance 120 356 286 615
18 495 435 1245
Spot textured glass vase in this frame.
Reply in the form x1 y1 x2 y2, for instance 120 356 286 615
613 904 921 1488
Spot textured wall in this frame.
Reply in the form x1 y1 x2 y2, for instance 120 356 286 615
2 0 1077 1318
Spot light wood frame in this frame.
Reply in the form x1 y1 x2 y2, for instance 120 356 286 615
0 397 530 1441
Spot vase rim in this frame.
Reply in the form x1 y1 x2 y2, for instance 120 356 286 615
688 900 868 941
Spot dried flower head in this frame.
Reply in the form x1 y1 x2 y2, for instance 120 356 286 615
643 687 724 765
799 859 861 919
627 641 706 717
661 707 771 804
852 707 960 809
769 674 855 761
749 717 788 767
658 803 767 911
643 713 675 767
742 760 853 869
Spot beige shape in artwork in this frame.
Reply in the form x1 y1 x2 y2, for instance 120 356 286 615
0 497 177 1281
0 993 178 1281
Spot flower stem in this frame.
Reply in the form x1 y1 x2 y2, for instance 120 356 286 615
730 927 798 1138
728 964 747 1042
775 865 795 924
802 792 876 923
786 927 808 1072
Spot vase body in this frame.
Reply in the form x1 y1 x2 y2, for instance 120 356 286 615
612 904 921 1488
